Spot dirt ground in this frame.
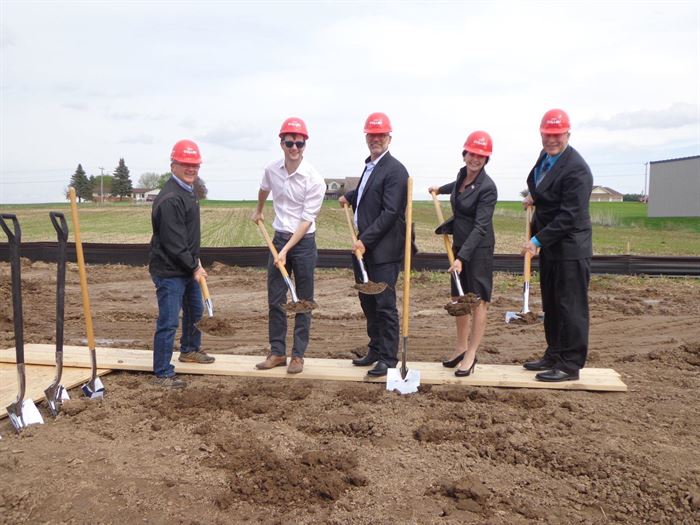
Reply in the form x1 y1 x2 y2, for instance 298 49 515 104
1 260 699 525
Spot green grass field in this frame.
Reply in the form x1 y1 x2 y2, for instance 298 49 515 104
1 200 699 255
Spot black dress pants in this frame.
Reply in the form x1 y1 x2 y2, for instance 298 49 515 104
539 252 591 373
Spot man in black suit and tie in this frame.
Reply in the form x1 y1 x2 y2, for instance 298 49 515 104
339 112 409 377
521 109 593 382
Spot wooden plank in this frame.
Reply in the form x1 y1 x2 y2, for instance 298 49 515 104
0 363 112 419
1 344 627 392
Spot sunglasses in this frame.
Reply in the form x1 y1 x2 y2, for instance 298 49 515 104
283 140 306 149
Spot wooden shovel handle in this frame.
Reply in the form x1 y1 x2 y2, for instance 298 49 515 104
198 274 211 302
342 203 364 262
69 187 96 350
256 220 291 279
430 190 455 265
402 178 413 337
523 206 534 283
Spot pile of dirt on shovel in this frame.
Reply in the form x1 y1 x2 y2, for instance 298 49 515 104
508 311 541 324
283 299 318 313
197 317 237 336
444 292 481 316
353 282 388 294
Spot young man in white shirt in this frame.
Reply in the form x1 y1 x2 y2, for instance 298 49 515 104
252 117 326 374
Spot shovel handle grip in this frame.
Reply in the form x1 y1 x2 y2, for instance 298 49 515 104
49 212 69 242
430 191 455 265
256 220 291 279
402 178 413 338
69 187 96 351
198 275 211 301
342 203 364 262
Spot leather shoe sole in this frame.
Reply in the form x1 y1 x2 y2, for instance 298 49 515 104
352 355 379 366
523 358 556 371
367 361 389 377
535 369 579 382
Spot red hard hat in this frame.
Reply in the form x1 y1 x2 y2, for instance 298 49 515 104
463 130 493 157
364 112 392 134
279 117 309 139
540 109 571 134
170 139 202 164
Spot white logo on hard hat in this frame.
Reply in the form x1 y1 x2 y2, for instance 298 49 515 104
369 119 383 127
474 138 487 146
546 118 561 125
289 121 301 128
183 147 197 155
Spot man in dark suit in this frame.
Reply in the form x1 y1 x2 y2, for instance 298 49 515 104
521 109 593 382
339 112 409 377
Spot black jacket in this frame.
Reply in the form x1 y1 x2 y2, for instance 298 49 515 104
436 167 497 262
344 152 409 265
526 145 593 260
149 177 201 277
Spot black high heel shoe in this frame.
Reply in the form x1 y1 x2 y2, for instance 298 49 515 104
442 351 466 368
455 357 477 377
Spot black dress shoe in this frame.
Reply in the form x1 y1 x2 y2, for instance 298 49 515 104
352 354 379 366
367 361 389 377
523 358 556 371
442 351 466 368
535 369 579 382
455 357 477 377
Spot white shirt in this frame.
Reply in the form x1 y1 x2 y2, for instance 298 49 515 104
260 157 326 234
354 149 389 227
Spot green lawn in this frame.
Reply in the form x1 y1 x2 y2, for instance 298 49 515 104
1 200 698 255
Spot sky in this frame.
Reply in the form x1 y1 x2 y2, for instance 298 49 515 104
1 0 698 204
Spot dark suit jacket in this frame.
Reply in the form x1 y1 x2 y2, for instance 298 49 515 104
344 151 409 265
526 145 593 260
436 167 497 262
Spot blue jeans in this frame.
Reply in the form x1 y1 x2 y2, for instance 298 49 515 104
152 275 203 377
268 233 317 357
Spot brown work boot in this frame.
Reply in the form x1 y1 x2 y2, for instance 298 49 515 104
178 350 215 364
151 376 187 389
255 354 287 370
287 356 304 374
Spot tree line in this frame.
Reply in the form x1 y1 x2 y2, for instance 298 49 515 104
69 159 208 202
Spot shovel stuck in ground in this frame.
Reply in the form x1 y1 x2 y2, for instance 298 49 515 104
69 188 105 398
430 190 476 317
44 212 70 416
1 214 44 432
387 178 420 394
256 219 316 314
342 203 387 295
506 205 543 324
198 270 214 318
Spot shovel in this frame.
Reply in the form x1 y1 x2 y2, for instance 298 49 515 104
506 205 541 324
1 214 44 432
256 219 316 314
342 203 387 295
69 187 105 398
387 177 420 394
197 262 213 318
430 191 476 317
44 212 70 416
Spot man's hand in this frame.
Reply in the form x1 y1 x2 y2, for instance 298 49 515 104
251 210 264 223
521 241 538 257
353 239 366 256
428 186 440 195
522 194 534 209
449 258 462 274
275 248 287 268
338 195 348 207
194 265 208 282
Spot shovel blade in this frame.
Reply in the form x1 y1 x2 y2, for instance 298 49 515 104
6 399 44 432
505 311 521 323
82 376 105 399
44 384 70 417
386 368 420 394
204 298 213 318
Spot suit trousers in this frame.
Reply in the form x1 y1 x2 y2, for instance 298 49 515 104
267 233 317 358
352 257 401 367
539 252 591 373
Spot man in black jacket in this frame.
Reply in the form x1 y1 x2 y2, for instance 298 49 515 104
339 112 409 377
149 139 215 388
521 109 593 382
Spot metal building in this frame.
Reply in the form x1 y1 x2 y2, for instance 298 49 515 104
648 155 700 217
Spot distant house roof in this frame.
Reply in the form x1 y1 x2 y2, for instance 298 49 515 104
591 186 623 197
649 154 700 165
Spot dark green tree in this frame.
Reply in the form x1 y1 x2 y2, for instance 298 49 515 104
194 178 208 200
111 158 133 200
89 174 113 202
69 164 92 202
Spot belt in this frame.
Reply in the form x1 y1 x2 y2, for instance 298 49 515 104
274 231 315 241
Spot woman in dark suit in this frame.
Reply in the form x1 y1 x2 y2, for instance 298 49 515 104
429 131 498 377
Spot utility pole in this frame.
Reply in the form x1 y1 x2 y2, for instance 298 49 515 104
99 166 105 205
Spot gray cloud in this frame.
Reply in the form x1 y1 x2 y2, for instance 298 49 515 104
583 103 699 130
120 134 155 145
62 101 87 110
